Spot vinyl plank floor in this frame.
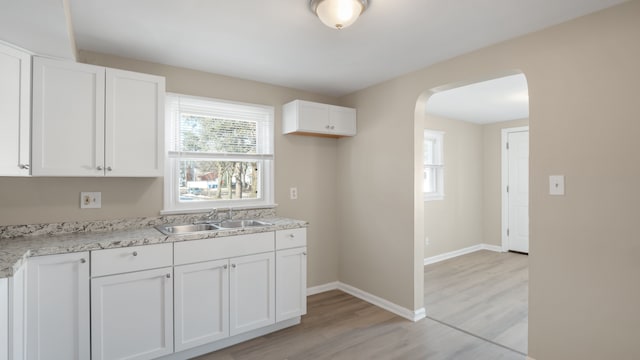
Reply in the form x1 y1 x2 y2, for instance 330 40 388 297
195 290 525 360
424 250 528 354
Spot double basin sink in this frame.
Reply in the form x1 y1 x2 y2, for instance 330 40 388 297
156 219 273 235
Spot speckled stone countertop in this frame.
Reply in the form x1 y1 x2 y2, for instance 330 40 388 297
0 211 307 278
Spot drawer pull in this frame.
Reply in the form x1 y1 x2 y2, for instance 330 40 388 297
166 273 171 279
80 258 86 264
132 251 138 256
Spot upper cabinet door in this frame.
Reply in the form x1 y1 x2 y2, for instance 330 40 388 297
297 101 329 133
32 57 105 176
0 42 31 176
105 69 165 177
328 105 356 136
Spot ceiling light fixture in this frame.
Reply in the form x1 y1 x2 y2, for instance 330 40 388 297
310 0 369 30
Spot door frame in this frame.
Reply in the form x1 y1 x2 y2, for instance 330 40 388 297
501 126 529 252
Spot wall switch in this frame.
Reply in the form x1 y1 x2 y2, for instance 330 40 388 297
290 187 298 200
81 192 102 208
549 175 565 196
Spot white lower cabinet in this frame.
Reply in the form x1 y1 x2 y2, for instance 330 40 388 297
229 252 275 336
25 252 90 360
1 278 8 360
9 227 306 360
174 259 229 352
276 247 308 322
173 232 277 352
91 267 174 360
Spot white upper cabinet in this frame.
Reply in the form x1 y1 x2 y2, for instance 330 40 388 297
282 99 356 138
0 42 31 176
32 57 105 176
105 69 164 176
31 57 165 177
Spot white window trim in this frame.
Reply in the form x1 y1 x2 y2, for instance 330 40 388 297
424 130 444 201
162 93 274 214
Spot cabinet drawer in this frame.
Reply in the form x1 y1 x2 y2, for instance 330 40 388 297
276 228 307 250
91 243 172 277
175 232 274 266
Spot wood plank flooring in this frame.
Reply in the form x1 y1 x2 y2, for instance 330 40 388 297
195 289 525 360
424 250 528 354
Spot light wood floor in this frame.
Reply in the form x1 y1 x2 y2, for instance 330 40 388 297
195 289 525 360
424 250 529 354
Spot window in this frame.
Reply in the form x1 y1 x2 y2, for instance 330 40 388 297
164 93 274 213
424 130 444 201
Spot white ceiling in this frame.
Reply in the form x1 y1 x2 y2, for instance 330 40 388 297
0 0 628 97
427 74 529 124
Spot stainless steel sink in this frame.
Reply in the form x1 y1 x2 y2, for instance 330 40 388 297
155 223 220 235
156 219 273 235
216 219 273 229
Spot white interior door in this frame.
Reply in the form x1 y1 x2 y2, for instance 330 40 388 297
507 130 529 253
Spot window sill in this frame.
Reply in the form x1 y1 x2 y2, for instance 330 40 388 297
424 194 444 202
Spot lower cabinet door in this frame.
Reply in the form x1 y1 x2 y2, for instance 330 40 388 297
276 247 307 322
1 278 8 360
91 267 173 360
174 259 229 352
229 252 275 336
26 252 90 360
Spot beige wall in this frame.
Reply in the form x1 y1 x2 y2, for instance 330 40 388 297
340 2 640 359
483 118 529 247
423 115 484 258
0 52 341 288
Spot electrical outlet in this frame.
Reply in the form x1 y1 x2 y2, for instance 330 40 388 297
425 237 430 246
290 187 298 200
81 192 101 209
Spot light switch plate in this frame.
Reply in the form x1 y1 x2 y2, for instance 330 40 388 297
549 175 565 195
81 192 102 208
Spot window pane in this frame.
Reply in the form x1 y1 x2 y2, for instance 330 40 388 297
180 115 257 154
178 160 260 202
424 167 436 193
424 139 435 165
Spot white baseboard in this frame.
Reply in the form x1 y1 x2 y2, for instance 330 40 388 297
307 281 425 322
307 281 339 296
423 243 503 266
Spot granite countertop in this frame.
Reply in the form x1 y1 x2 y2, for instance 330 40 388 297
0 216 307 278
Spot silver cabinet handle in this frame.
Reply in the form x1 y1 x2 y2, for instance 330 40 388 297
132 251 138 256
231 264 236 268
106 166 112 171
80 258 86 263
18 164 29 170
97 166 103 171
330 125 335 129
223 264 228 269
325 125 330 129
303 252 307 256
289 234 295 238
166 273 171 279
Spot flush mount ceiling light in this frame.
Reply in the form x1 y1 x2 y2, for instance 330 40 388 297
310 0 369 30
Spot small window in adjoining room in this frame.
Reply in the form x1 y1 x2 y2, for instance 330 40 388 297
424 130 444 201
163 93 274 213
